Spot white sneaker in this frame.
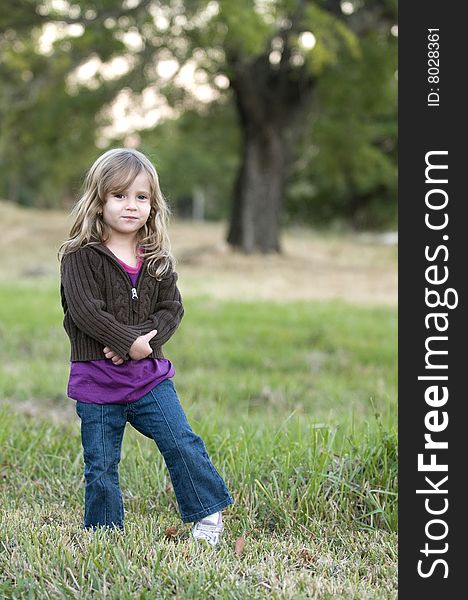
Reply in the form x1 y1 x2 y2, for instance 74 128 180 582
191 512 224 547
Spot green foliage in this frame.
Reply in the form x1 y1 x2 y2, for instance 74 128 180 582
136 101 240 219
286 28 397 228
0 13 130 207
303 3 361 75
216 0 274 56
0 0 397 229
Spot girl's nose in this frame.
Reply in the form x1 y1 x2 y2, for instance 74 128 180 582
125 198 138 209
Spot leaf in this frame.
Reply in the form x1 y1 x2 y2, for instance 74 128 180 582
235 534 245 556
300 548 315 565
164 526 178 540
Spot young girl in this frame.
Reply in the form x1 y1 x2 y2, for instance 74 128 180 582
58 147 234 546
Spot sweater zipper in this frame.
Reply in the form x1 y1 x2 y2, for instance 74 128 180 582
116 266 140 306
132 262 147 314
96 246 145 316
133 261 145 304
131 270 142 313
110 256 144 302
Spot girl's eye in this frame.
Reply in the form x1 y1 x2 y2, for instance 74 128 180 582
113 193 147 200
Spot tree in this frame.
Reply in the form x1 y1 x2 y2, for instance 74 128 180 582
220 0 397 249
0 0 397 247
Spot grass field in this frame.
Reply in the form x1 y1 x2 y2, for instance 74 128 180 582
0 202 397 598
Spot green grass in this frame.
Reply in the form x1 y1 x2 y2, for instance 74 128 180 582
0 281 397 598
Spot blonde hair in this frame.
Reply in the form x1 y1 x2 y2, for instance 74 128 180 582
58 148 175 279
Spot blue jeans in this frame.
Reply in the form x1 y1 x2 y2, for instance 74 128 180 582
75 378 234 530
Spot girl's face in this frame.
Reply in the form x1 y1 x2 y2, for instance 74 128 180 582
102 170 152 242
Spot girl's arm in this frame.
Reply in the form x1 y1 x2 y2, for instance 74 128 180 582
61 249 142 360
131 270 185 348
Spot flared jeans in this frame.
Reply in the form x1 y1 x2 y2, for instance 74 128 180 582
75 378 234 530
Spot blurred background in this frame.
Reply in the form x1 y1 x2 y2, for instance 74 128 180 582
0 0 397 230
0 2 398 595
0 0 397 298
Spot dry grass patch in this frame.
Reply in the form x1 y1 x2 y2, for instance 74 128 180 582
0 200 396 305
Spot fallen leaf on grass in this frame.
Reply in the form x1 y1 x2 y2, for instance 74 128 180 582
300 548 315 565
164 526 178 540
235 535 245 556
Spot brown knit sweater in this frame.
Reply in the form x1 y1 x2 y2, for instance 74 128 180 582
60 243 184 361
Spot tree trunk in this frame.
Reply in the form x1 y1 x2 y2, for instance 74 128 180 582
225 30 315 253
227 126 285 253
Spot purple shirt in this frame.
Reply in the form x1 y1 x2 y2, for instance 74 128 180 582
67 253 175 405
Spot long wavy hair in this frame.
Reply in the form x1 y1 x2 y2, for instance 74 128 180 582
58 148 175 279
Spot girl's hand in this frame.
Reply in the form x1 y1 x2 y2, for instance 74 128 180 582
103 347 125 365
129 330 158 360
